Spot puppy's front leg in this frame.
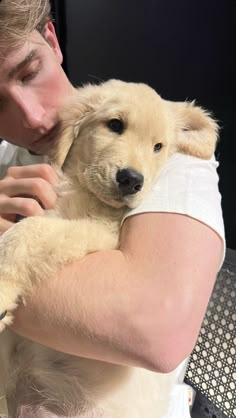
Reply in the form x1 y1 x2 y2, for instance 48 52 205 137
0 216 118 331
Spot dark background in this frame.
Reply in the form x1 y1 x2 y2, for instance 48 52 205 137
51 0 236 249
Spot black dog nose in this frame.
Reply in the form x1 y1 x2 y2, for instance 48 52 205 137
116 168 144 195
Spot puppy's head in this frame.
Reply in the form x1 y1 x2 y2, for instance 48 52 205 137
51 80 218 209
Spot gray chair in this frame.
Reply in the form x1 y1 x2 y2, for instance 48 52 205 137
185 249 236 418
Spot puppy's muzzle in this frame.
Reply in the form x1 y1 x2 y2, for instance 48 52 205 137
116 168 144 196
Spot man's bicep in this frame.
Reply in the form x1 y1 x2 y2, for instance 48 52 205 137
120 212 224 365
121 211 223 272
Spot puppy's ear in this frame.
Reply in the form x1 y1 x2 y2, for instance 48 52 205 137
169 101 219 159
49 85 102 168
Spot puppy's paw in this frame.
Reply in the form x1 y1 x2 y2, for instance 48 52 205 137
0 283 23 332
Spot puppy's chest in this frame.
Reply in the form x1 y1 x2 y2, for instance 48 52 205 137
57 190 124 230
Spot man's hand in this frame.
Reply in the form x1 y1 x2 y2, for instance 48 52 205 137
0 164 58 234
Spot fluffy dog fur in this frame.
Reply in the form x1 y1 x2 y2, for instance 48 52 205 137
0 80 218 418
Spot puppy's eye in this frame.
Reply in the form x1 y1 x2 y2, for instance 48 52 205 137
107 118 124 134
0 310 7 320
154 143 163 153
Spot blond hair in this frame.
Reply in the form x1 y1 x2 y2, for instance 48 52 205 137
0 0 52 51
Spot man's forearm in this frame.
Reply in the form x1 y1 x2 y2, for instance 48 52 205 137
12 249 166 371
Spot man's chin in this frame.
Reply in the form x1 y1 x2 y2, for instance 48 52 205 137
28 149 44 156
28 139 57 156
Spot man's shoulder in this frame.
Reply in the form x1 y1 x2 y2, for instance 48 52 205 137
0 140 18 162
0 141 19 178
123 152 224 242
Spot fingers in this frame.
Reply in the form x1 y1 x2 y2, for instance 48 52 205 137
0 164 59 233
6 164 58 186
0 195 45 217
0 177 57 211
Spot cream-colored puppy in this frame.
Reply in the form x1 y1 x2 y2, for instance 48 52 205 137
0 80 218 418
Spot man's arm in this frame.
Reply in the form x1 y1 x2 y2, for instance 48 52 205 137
12 212 223 373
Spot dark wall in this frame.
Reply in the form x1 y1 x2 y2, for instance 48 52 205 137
52 0 236 249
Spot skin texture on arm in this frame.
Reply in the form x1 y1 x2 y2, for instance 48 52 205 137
11 212 223 373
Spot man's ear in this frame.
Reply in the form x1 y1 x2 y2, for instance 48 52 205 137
168 101 219 159
49 85 102 168
43 21 63 64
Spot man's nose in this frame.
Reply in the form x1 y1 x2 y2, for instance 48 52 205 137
13 90 46 130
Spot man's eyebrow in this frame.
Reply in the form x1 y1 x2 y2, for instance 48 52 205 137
8 49 38 80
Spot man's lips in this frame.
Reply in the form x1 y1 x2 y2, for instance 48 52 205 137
33 125 59 144
31 125 60 152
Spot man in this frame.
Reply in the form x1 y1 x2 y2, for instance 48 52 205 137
0 0 225 416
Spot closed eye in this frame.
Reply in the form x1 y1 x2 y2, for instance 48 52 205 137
20 60 42 84
21 70 40 83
